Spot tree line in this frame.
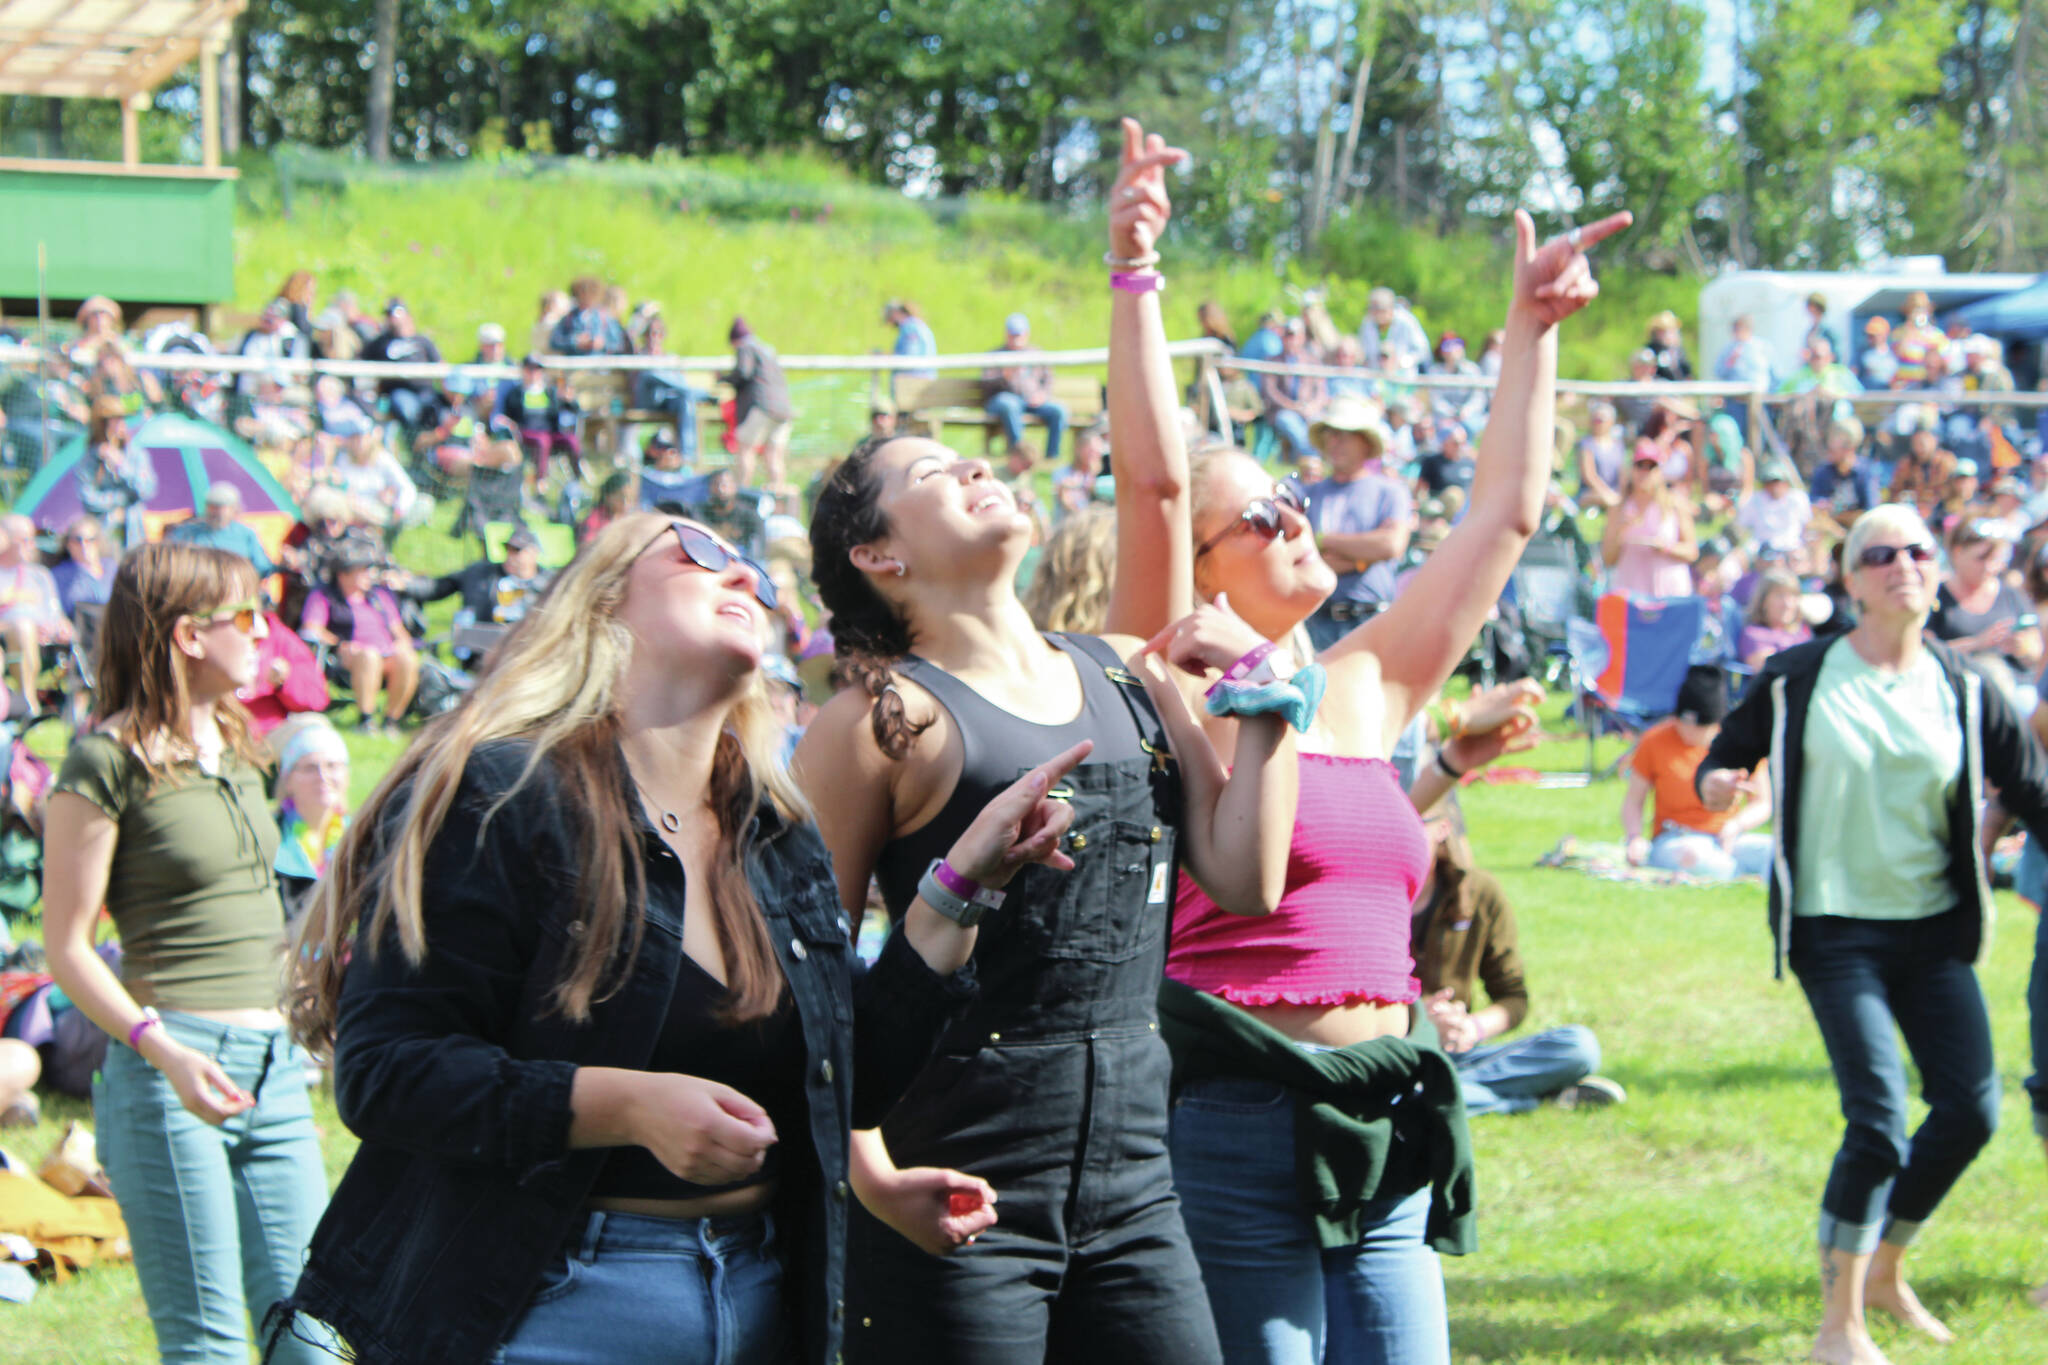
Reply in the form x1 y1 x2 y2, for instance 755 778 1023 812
4 0 2043 274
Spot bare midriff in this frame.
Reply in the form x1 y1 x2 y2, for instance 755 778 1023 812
1241 998 1411 1049
587 1181 777 1221
129 982 284 1033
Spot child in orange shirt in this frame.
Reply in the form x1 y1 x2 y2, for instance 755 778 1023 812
1623 666 1773 878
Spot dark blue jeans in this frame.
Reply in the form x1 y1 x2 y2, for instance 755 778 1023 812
2023 833 2048 1137
985 392 1067 462
1789 910 1999 1253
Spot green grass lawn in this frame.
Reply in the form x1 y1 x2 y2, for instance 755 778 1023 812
6 719 2048 1361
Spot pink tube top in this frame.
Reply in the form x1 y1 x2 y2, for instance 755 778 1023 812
1166 752 1429 1007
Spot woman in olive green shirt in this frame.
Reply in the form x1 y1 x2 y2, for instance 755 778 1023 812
43 542 331 1365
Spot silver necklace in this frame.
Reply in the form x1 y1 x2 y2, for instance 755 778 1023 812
633 782 683 833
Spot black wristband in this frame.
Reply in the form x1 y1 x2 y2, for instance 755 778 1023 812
1434 746 1466 780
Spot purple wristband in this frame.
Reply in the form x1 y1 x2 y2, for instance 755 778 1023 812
1110 270 1165 295
128 1013 161 1050
931 859 984 902
1206 641 1277 700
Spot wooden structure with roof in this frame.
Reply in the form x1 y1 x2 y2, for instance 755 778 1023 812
0 0 248 315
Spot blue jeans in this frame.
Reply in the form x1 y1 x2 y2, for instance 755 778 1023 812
1268 408 1316 463
492 1209 785 1365
1788 911 1999 1253
985 392 1068 462
1455 1024 1600 1117
1648 829 1774 880
1170 1076 1449 1365
93 1012 331 1365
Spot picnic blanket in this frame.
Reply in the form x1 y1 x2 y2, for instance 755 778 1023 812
1536 836 1754 888
0 1127 130 1288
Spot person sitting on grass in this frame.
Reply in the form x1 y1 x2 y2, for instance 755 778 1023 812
168 481 277 577
299 544 418 736
1623 665 1772 880
51 515 118 623
1412 819 1625 1115
270 715 351 925
637 428 702 514
1739 570 1815 671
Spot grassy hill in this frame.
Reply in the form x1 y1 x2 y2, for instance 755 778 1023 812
230 149 1700 395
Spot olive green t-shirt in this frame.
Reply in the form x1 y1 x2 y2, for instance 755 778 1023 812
52 733 287 1011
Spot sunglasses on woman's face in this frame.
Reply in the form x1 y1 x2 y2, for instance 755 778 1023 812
196 597 263 634
1856 542 1936 569
643 521 778 610
1633 458 1661 472
1196 481 1307 559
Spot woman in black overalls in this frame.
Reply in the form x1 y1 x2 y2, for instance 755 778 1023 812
795 120 1300 1365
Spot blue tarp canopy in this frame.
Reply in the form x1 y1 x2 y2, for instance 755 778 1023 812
1943 274 2048 341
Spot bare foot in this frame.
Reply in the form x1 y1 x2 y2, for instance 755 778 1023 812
1863 1275 1955 1343
1810 1325 1893 1365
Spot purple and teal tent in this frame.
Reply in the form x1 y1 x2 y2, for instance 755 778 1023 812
13 412 301 557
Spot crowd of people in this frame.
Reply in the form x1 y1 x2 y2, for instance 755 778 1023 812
2 112 2048 1365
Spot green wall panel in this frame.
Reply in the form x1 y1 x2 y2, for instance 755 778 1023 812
0 170 235 304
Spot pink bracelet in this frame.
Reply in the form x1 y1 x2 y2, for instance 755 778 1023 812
1110 270 1165 295
1206 641 1277 699
128 1010 162 1050
930 859 984 902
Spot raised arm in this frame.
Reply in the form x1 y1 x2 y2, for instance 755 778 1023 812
1328 210 1633 747
1104 117 1196 640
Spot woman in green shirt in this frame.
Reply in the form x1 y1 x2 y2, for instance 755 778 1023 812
42 542 331 1365
1699 503 2048 1365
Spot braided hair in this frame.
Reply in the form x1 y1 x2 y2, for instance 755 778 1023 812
810 434 931 759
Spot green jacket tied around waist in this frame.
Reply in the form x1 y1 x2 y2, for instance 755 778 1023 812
1157 978 1477 1256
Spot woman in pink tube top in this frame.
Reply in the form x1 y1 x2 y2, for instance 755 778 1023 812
1121 208 1631 1365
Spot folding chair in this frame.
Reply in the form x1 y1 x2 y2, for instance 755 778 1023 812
456 463 528 551
1507 534 1593 689
1566 593 1706 778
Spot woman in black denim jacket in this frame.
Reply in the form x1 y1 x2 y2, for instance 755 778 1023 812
271 512 1087 1365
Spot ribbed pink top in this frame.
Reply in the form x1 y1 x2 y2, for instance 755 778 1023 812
1167 752 1430 1007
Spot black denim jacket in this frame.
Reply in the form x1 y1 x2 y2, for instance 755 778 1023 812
273 740 974 1365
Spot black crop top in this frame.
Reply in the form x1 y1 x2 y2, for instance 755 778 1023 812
588 953 808 1201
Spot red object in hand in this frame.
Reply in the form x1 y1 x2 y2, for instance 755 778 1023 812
947 1191 984 1217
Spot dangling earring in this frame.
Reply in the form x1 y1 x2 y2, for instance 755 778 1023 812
894 562 908 577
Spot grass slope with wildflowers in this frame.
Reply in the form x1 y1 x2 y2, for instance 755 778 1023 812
7 693 2048 1362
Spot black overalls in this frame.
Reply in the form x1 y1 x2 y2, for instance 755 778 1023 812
847 633 1223 1365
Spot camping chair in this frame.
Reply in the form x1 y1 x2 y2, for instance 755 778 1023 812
1565 593 1707 778
1506 533 1593 689
455 463 526 550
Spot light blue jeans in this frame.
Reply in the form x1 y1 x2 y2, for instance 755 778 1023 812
93 1012 330 1365
1170 1076 1449 1365
493 1209 786 1365
985 392 1068 462
1455 1024 1601 1116
1649 828 1773 880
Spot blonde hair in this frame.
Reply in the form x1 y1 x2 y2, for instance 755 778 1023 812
1187 446 1317 664
288 512 808 1055
1024 507 1117 633
1745 570 1802 626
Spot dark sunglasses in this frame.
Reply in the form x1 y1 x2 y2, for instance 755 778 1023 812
643 521 777 610
1632 458 1662 471
1856 542 1936 569
1196 481 1306 559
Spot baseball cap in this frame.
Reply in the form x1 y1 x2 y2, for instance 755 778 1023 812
204 480 241 506
503 526 541 554
1004 312 1030 336
478 322 506 344
1952 458 1980 478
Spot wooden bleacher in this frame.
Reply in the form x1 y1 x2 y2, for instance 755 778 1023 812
893 374 1106 452
564 369 730 460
